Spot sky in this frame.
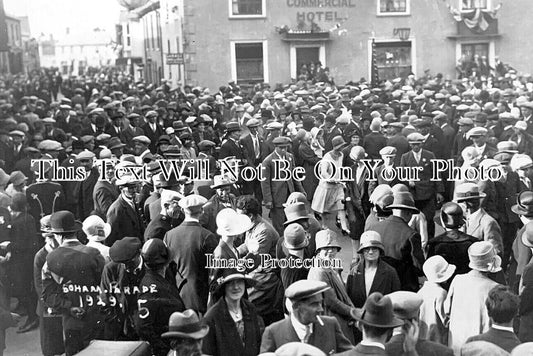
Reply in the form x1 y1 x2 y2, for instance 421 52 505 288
3 0 123 38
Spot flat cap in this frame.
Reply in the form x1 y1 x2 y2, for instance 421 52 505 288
198 140 216 150
265 121 284 130
42 117 56 124
9 130 25 137
178 194 207 211
388 291 423 319
225 121 241 133
406 132 425 143
132 135 151 145
379 146 397 156
109 237 142 263
145 110 158 117
141 238 170 265
466 127 488 139
38 139 62 151
96 133 111 142
285 280 330 301
458 118 474 126
245 118 261 128
272 136 291 146
76 150 95 160
456 104 470 111
414 94 425 101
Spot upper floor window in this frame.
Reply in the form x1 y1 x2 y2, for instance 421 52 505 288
461 0 488 10
230 0 265 18
377 0 410 16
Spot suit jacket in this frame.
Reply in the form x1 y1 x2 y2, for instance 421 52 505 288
141 122 164 152
466 208 504 255
386 334 454 356
400 149 444 201
219 138 246 160
92 180 119 219
163 221 218 313
260 316 353 355
466 327 521 353
346 259 400 308
495 171 521 224
261 151 305 207
387 134 410 165
336 343 385 356
240 133 265 165
200 193 237 234
106 195 145 247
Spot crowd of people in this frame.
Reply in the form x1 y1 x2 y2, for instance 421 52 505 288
2 66 533 356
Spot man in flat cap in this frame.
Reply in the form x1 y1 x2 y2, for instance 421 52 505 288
241 118 265 198
141 110 163 153
164 194 217 314
132 135 152 165
465 127 497 160
100 236 144 341
261 280 353 354
385 291 453 355
261 136 305 236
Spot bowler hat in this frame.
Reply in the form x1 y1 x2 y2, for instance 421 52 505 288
454 183 486 202
109 237 142 263
468 241 501 273
161 309 209 339
388 291 423 320
388 192 419 212
49 211 82 233
283 202 309 225
423 255 456 283
142 238 170 266
512 190 533 217
440 202 464 229
353 292 404 328
358 231 385 254
283 223 308 250
315 229 341 252
285 280 330 301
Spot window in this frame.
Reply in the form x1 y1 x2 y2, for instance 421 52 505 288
461 43 488 61
461 0 488 10
374 41 412 80
377 0 409 15
230 0 264 17
234 42 264 83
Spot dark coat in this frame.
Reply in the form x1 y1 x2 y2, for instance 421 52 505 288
371 215 424 291
92 180 119 219
240 133 265 165
400 149 444 201
76 167 99 220
203 298 263 356
363 132 387 159
164 221 218 313
466 327 521 353
219 138 246 160
346 259 400 308
387 134 410 165
261 151 305 208
26 181 66 226
298 142 321 201
106 195 145 247
427 230 478 275
495 171 521 224
336 343 386 356
260 315 353 354
386 334 454 356
136 269 184 356
141 122 164 153
144 214 180 241
200 193 237 234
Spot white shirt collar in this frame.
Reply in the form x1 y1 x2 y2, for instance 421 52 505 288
360 340 386 350
290 313 313 342
184 217 200 223
492 324 515 333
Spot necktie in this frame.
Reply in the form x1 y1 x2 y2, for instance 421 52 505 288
303 325 311 343
253 135 260 159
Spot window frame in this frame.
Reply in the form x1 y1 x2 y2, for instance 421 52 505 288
460 0 490 12
367 38 416 80
230 40 269 84
376 0 410 17
228 0 266 19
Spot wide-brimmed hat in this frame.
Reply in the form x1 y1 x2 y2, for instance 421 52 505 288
283 223 308 250
454 182 486 202
212 268 255 298
283 192 307 208
210 174 234 189
388 192 419 212
283 202 309 225
522 221 533 248
161 309 209 339
423 255 456 283
216 208 252 236
82 215 111 242
49 211 82 233
352 292 404 328
315 229 341 252
468 241 502 273
357 231 384 254
511 191 533 217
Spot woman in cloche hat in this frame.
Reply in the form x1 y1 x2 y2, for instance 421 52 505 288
202 269 262 356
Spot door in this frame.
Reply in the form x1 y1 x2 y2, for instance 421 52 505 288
296 47 319 76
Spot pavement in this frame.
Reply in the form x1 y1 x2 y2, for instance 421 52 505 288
5 315 41 356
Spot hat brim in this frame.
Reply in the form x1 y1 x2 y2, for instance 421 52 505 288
430 264 457 283
387 204 419 212
216 218 253 236
212 274 256 297
84 223 111 242
109 143 126 150
469 255 502 273
283 216 309 226
283 237 309 250
210 182 233 190
316 244 342 252
353 309 405 328
455 193 486 202
49 221 82 234
522 232 533 249
161 326 209 339
357 241 385 254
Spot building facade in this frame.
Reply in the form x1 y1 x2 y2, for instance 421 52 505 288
18 16 40 74
180 0 531 90
116 10 145 82
160 0 185 89
2 14 22 74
